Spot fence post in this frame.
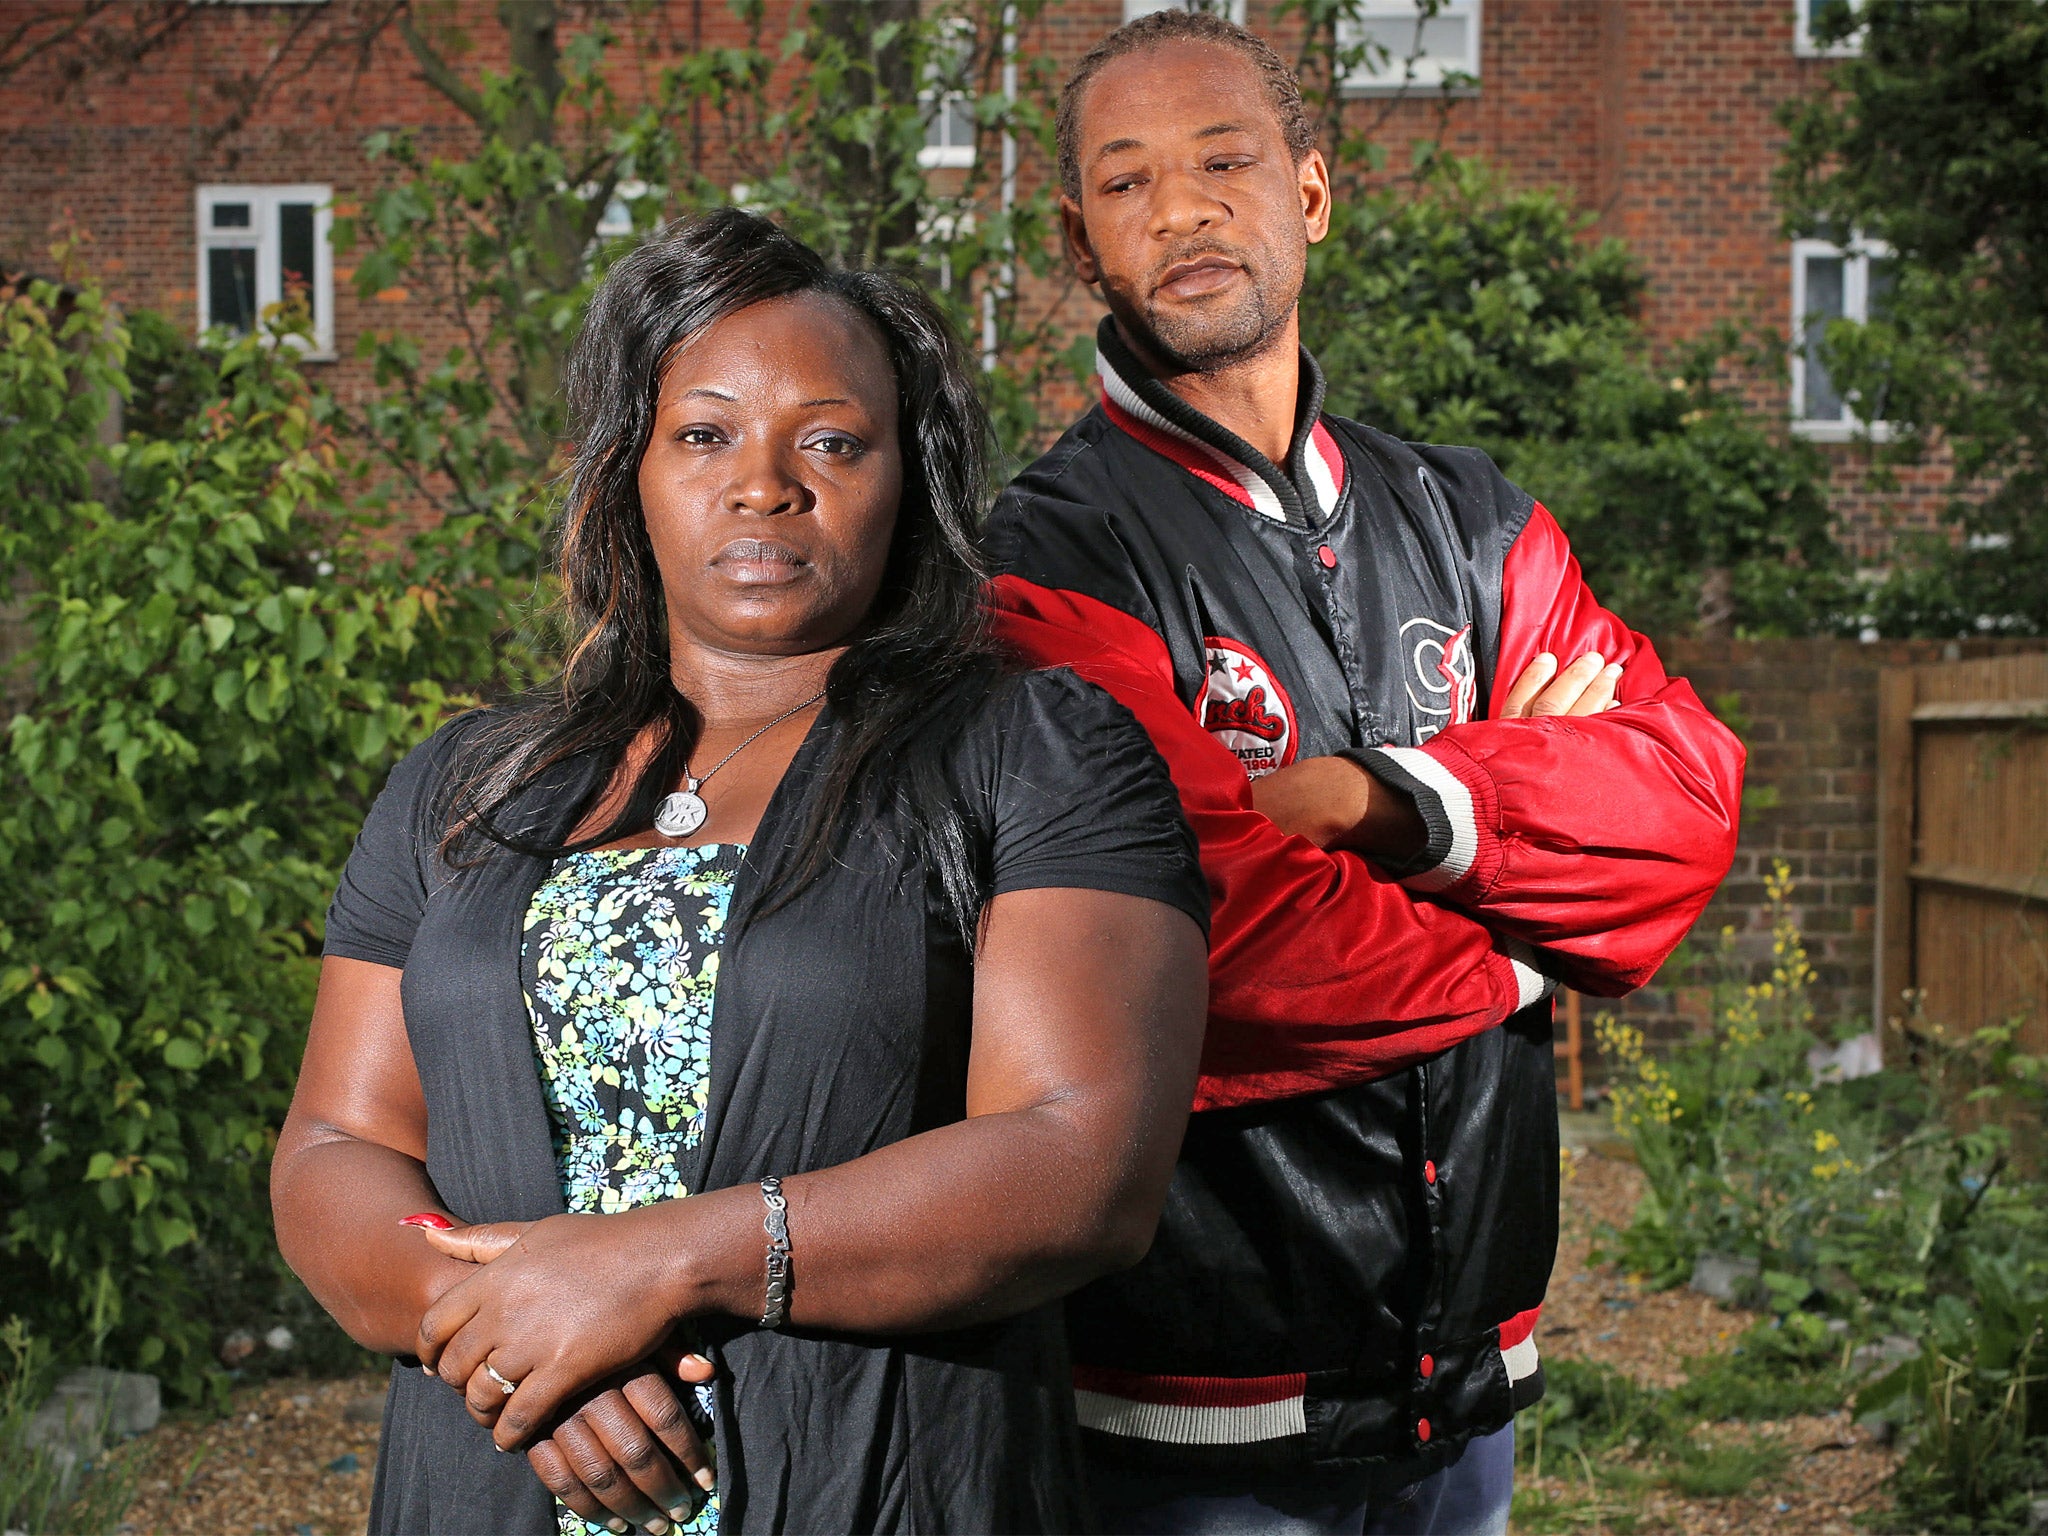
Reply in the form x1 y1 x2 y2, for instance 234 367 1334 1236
1875 665 1916 1048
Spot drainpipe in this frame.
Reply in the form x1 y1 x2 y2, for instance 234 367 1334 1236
982 2 1016 372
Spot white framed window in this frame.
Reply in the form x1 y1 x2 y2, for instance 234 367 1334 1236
589 178 655 241
1123 0 1248 22
919 19 979 169
1339 0 1481 92
195 185 334 358
920 93 978 169
918 208 977 293
1794 0 1863 58
1791 234 1894 439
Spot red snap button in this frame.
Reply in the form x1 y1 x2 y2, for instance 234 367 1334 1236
1419 1353 1435 1379
1416 1417 1432 1443
1423 1159 1437 1185
1317 544 1337 568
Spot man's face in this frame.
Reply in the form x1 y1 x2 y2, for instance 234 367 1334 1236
1063 40 1331 372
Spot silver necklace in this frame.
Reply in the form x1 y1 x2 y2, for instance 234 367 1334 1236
653 689 826 839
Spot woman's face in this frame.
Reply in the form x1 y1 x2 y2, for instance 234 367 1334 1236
638 292 904 659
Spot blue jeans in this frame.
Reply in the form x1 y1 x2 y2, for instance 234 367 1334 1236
1084 1422 1515 1536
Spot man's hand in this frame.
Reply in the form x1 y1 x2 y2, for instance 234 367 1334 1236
1498 650 1622 719
1251 756 1427 859
1253 652 1623 851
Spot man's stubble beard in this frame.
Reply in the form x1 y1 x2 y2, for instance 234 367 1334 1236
1107 232 1307 376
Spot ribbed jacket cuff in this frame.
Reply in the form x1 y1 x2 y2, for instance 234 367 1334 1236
1341 742 1502 897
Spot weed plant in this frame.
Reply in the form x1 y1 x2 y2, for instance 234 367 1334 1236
0 1318 138 1536
1512 1323 1845 1527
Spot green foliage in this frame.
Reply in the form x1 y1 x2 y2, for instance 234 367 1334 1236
0 240 127 576
1594 867 2048 1525
1513 1336 1839 1517
1592 861 2009 1306
335 0 1075 531
1779 0 2048 634
1863 1248 2048 1532
1659 1436 1790 1499
333 16 692 499
0 1318 138 1536
721 0 1076 463
1301 159 1845 637
0 269 468 1397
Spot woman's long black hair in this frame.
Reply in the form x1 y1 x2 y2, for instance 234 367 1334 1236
446 208 1002 939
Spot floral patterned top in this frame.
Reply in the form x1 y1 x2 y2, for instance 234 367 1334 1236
523 842 742 1536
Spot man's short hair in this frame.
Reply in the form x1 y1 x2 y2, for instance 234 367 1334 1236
1055 9 1318 203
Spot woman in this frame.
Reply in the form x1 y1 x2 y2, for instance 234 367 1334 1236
271 209 1210 1536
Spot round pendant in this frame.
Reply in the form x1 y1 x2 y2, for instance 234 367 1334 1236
654 790 708 839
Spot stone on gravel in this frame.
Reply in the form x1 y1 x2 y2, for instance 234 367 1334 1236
1850 1334 1920 1377
27 1367 162 1444
341 1392 386 1426
23 1367 162 1498
1690 1251 1761 1303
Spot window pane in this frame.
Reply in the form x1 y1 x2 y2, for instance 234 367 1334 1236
279 202 317 324
1866 257 1896 322
1358 17 1425 67
1801 255 1846 421
1809 0 1854 33
1419 15 1470 66
207 246 258 334
1348 14 1469 76
945 97 975 149
210 202 252 229
1124 0 1246 20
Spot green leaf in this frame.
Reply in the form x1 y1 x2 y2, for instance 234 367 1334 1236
293 613 328 665
161 1038 204 1072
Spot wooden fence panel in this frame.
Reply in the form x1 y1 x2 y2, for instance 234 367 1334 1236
1877 654 2048 1046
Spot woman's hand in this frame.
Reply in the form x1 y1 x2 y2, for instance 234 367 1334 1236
527 1354 717 1536
414 1211 693 1449
415 1220 717 1528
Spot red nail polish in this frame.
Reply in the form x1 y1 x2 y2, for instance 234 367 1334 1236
400 1212 454 1230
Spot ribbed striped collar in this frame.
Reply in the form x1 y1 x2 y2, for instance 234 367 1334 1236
1094 316 1346 529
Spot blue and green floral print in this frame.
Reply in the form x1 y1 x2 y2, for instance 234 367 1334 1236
523 842 742 1536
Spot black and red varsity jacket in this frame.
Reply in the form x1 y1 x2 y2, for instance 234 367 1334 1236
982 319 1744 1471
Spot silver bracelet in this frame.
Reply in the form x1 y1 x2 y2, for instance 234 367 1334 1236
760 1176 792 1330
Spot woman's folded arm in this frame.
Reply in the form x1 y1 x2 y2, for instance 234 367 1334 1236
271 956 472 1356
413 884 1208 1448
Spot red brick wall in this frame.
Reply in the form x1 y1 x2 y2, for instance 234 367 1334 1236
0 0 1971 555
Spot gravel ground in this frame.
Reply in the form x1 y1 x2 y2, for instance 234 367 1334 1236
103 1372 386 1536
94 1151 1900 1535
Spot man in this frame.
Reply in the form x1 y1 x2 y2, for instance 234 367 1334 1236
982 11 1744 1533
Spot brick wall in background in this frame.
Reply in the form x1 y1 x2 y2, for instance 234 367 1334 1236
0 0 1977 560
1602 636 2048 1061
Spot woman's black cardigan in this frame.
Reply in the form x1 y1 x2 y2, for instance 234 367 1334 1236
318 669 1207 1536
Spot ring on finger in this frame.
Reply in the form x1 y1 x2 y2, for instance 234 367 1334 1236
484 1363 518 1396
